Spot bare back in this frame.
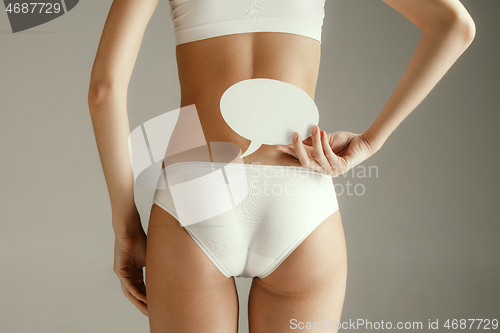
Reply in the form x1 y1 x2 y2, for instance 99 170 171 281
170 31 322 166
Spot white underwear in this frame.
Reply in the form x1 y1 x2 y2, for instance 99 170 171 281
153 161 339 278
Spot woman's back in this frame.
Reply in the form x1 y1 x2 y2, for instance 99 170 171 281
168 0 325 166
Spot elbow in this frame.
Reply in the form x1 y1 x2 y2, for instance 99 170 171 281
88 83 106 110
450 8 476 45
88 81 123 111
425 5 476 46
461 15 476 45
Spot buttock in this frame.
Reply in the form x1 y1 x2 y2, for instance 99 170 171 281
152 161 340 278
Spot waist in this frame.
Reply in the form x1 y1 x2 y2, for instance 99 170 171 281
166 86 312 167
165 121 302 168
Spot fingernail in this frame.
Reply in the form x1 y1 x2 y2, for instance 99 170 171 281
312 125 317 134
293 133 298 142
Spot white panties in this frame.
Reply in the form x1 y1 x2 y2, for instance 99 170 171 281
153 161 339 278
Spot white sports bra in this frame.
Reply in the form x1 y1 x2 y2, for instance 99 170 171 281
168 0 327 46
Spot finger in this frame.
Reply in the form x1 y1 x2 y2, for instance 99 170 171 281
293 132 324 173
311 125 333 175
276 144 316 161
116 266 148 304
275 144 298 159
122 284 148 317
121 284 148 316
321 130 344 176
274 143 293 149
121 275 148 304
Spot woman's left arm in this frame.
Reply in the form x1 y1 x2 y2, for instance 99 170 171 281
88 0 160 236
88 0 161 317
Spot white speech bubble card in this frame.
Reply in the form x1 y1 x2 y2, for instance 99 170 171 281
220 78 319 158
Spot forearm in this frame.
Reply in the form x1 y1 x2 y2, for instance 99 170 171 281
88 87 141 234
363 19 475 150
85 0 161 235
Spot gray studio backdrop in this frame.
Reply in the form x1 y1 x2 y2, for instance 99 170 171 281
1 0 498 332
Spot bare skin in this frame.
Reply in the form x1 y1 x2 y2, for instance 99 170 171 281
88 0 475 331
147 29 348 332
147 205 346 333
166 30 322 167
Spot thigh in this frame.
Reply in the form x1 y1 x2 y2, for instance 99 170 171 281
146 204 239 333
248 210 347 333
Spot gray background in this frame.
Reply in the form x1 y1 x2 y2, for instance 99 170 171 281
1 0 498 332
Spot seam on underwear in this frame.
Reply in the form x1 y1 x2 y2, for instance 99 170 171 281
152 200 179 220
257 204 341 279
153 200 235 277
182 225 237 278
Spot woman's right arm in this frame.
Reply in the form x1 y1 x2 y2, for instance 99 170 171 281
276 0 476 176
88 0 160 237
363 0 476 150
